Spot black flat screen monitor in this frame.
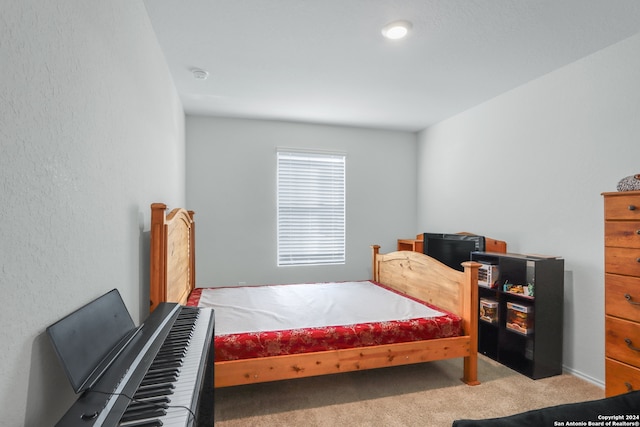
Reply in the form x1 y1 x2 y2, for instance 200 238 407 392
423 233 485 271
46 289 139 393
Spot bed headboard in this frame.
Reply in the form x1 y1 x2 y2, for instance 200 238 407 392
149 203 195 312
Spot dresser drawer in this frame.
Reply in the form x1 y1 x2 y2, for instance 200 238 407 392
606 316 640 368
606 357 640 397
605 247 640 276
605 221 640 249
605 192 640 220
606 274 640 322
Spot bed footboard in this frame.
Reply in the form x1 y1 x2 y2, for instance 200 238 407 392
372 245 480 385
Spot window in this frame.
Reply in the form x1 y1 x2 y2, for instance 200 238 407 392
277 150 346 266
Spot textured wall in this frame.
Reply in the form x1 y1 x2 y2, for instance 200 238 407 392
0 2 185 425
417 32 640 386
186 116 418 287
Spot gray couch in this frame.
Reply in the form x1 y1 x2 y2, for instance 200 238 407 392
453 390 640 427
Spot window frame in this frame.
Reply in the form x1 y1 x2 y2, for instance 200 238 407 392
276 150 346 267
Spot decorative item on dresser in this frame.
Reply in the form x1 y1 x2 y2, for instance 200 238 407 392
603 190 640 396
617 173 640 191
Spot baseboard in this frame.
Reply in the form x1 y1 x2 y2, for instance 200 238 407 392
563 365 605 389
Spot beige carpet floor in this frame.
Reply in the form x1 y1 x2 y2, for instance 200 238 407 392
213 355 604 427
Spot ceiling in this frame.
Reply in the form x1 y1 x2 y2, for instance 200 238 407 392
144 1 640 132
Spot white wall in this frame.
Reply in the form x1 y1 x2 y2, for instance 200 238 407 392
417 32 640 385
186 116 417 286
0 2 185 426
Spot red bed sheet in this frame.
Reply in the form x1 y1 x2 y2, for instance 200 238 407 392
187 283 462 362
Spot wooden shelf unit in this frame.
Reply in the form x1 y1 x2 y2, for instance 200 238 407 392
397 237 423 253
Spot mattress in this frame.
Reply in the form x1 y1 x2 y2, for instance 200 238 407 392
187 281 462 361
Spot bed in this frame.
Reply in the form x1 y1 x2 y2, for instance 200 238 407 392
149 202 481 388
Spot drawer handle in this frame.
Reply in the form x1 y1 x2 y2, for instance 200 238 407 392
625 382 634 392
625 338 640 352
630 205 637 211
625 294 640 305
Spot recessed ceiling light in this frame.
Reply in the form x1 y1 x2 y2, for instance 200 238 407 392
192 68 209 80
381 20 412 40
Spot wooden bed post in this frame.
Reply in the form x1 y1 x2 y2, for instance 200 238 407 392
461 260 481 385
188 210 195 292
371 245 380 282
150 203 168 313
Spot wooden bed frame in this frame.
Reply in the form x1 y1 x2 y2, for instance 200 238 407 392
149 202 481 388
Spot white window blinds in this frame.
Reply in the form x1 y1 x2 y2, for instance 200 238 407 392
277 151 346 266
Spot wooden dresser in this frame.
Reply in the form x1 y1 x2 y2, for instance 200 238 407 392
603 190 640 396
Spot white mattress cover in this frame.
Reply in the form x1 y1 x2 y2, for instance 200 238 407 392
198 281 445 335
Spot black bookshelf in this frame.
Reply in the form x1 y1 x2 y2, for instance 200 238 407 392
472 251 564 379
